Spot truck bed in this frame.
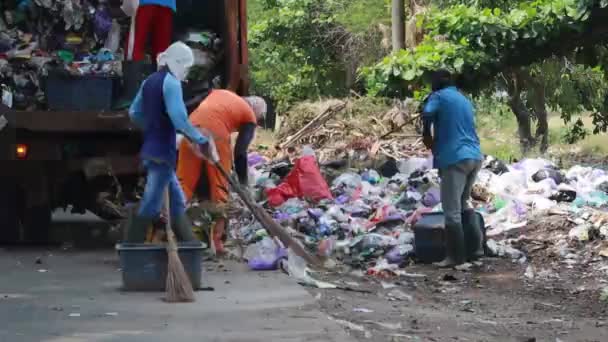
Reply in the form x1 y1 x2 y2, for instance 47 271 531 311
2 104 136 133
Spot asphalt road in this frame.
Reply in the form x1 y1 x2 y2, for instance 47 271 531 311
0 214 354 342
0 248 353 342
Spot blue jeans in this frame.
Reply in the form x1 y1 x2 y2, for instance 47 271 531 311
138 160 186 218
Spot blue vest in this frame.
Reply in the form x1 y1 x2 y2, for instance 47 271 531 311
140 71 177 165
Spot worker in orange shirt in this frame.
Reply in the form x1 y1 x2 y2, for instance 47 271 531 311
177 90 266 255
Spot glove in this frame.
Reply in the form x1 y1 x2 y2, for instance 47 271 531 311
197 140 220 163
189 134 220 163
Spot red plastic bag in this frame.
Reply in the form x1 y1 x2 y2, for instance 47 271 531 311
266 155 333 207
266 182 296 207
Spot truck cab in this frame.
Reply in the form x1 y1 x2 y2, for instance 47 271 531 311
0 0 249 243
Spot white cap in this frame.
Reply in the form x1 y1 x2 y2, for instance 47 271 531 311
243 96 267 121
157 42 194 81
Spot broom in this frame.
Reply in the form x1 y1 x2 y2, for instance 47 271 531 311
213 163 322 267
162 188 195 303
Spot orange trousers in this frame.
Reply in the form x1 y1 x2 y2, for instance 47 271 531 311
177 132 233 205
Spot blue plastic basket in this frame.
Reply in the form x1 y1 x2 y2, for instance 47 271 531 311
116 242 204 291
45 75 115 111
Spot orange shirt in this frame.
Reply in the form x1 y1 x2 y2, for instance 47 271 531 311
189 89 256 139
177 89 256 203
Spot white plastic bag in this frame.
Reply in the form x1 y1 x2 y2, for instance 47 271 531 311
121 0 139 17
104 20 121 53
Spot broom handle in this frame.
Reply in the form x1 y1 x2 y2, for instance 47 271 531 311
214 162 322 267
163 188 179 251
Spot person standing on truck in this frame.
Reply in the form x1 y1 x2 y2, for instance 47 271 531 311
421 69 483 268
126 41 215 243
117 0 177 108
176 91 267 255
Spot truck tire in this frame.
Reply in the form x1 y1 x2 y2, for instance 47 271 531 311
22 204 52 244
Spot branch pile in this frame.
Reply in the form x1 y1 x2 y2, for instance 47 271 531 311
276 98 425 162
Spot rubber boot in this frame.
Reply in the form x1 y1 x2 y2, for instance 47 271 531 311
462 209 484 261
114 61 144 110
433 223 466 268
171 214 197 242
126 215 155 243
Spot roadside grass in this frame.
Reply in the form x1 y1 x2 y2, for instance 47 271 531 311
477 112 608 163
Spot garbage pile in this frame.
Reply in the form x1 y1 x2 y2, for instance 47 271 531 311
0 1 223 110
215 148 608 283
1 0 122 109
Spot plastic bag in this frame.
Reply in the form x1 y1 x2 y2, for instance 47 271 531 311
266 155 332 207
362 169 381 184
332 172 362 190
245 237 286 271
398 157 430 176
121 0 139 17
385 244 414 264
532 169 564 184
103 20 121 52
282 249 336 289
422 187 441 207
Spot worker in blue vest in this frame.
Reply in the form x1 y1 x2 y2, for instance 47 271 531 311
422 69 484 267
126 42 213 242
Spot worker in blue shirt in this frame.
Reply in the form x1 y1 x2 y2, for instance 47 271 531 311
422 70 484 267
126 42 212 243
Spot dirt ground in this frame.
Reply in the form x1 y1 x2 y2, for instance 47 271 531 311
304 258 607 342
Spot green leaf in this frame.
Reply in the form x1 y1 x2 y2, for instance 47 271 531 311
453 58 465 71
403 69 416 81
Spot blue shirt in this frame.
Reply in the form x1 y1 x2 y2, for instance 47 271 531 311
139 0 176 12
129 71 207 164
422 86 482 169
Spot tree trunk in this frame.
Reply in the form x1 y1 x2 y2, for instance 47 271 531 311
391 0 405 52
530 82 549 153
503 71 535 154
509 97 535 154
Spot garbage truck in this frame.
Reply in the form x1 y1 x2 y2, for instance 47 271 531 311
0 0 250 243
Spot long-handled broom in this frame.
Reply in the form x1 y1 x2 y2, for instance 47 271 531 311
162 188 195 303
213 163 322 267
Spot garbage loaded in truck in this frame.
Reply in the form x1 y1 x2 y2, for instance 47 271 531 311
0 0 249 243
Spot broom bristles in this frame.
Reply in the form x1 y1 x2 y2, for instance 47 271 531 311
165 248 195 303
163 189 195 303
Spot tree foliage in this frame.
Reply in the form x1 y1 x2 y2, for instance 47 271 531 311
361 0 608 97
249 0 389 111
249 0 346 111
361 0 608 152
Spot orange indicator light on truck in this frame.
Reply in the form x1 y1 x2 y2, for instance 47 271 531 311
16 144 28 159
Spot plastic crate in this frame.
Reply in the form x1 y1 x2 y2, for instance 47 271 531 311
116 242 204 291
45 75 115 111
